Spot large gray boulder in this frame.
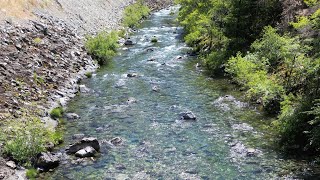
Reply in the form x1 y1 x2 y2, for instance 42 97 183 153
75 146 97 158
180 111 197 120
66 137 100 154
36 152 60 170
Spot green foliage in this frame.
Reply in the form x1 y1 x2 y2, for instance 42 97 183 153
33 72 45 85
85 31 119 65
304 0 319 6
85 72 93 78
122 0 150 28
26 168 38 179
0 118 59 165
176 0 281 74
33 37 42 44
50 107 64 119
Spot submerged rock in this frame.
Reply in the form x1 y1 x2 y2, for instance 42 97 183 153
180 111 197 120
127 97 137 104
65 113 80 120
75 146 97 158
110 137 123 146
72 133 85 140
79 85 90 93
36 152 60 170
66 137 100 154
152 85 160 92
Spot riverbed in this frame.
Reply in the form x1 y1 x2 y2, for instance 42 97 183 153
46 6 312 179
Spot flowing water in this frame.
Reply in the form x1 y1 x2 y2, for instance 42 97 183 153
46 7 312 180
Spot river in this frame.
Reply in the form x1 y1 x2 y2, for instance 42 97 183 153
46 6 313 180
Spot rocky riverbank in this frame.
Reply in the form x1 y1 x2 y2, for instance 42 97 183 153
0 0 173 178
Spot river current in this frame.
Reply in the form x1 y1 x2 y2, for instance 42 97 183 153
47 6 311 180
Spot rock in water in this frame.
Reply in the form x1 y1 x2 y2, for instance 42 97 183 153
152 86 160 92
79 85 90 93
110 137 123 146
36 152 60 170
246 148 256 157
180 111 197 120
127 97 137 104
124 38 134 45
66 137 100 154
65 113 80 120
75 146 97 158
127 73 138 78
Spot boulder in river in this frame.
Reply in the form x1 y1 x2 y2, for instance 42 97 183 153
110 137 123 146
127 97 137 104
124 38 134 45
180 111 197 120
65 113 80 120
66 137 100 154
127 73 138 78
246 148 256 157
36 152 60 171
79 85 90 93
75 146 97 158
152 86 160 92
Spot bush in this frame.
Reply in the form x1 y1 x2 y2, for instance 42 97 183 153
85 31 119 65
50 107 64 119
85 72 93 78
1 118 60 165
122 0 150 28
26 168 38 179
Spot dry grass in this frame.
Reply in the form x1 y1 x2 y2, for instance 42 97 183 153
0 0 50 20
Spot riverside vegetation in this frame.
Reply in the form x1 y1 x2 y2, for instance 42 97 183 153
176 0 320 155
0 0 151 176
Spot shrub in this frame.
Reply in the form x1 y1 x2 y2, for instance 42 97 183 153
26 168 38 179
85 31 119 65
33 37 42 44
122 0 150 28
85 72 93 78
1 117 59 165
50 107 64 119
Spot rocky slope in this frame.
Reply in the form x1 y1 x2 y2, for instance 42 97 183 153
0 0 173 178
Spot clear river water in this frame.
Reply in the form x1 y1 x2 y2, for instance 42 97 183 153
46 6 316 180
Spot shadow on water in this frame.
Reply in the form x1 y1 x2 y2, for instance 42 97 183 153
44 6 320 180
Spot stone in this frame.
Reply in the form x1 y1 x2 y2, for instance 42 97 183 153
72 133 85 139
246 148 256 157
180 111 197 120
45 142 55 151
152 86 160 92
65 113 80 120
79 85 90 93
110 137 123 146
75 146 97 158
127 73 138 78
124 38 134 45
6 161 16 169
36 152 60 170
66 137 100 154
59 97 67 107
127 97 137 104
147 58 156 62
